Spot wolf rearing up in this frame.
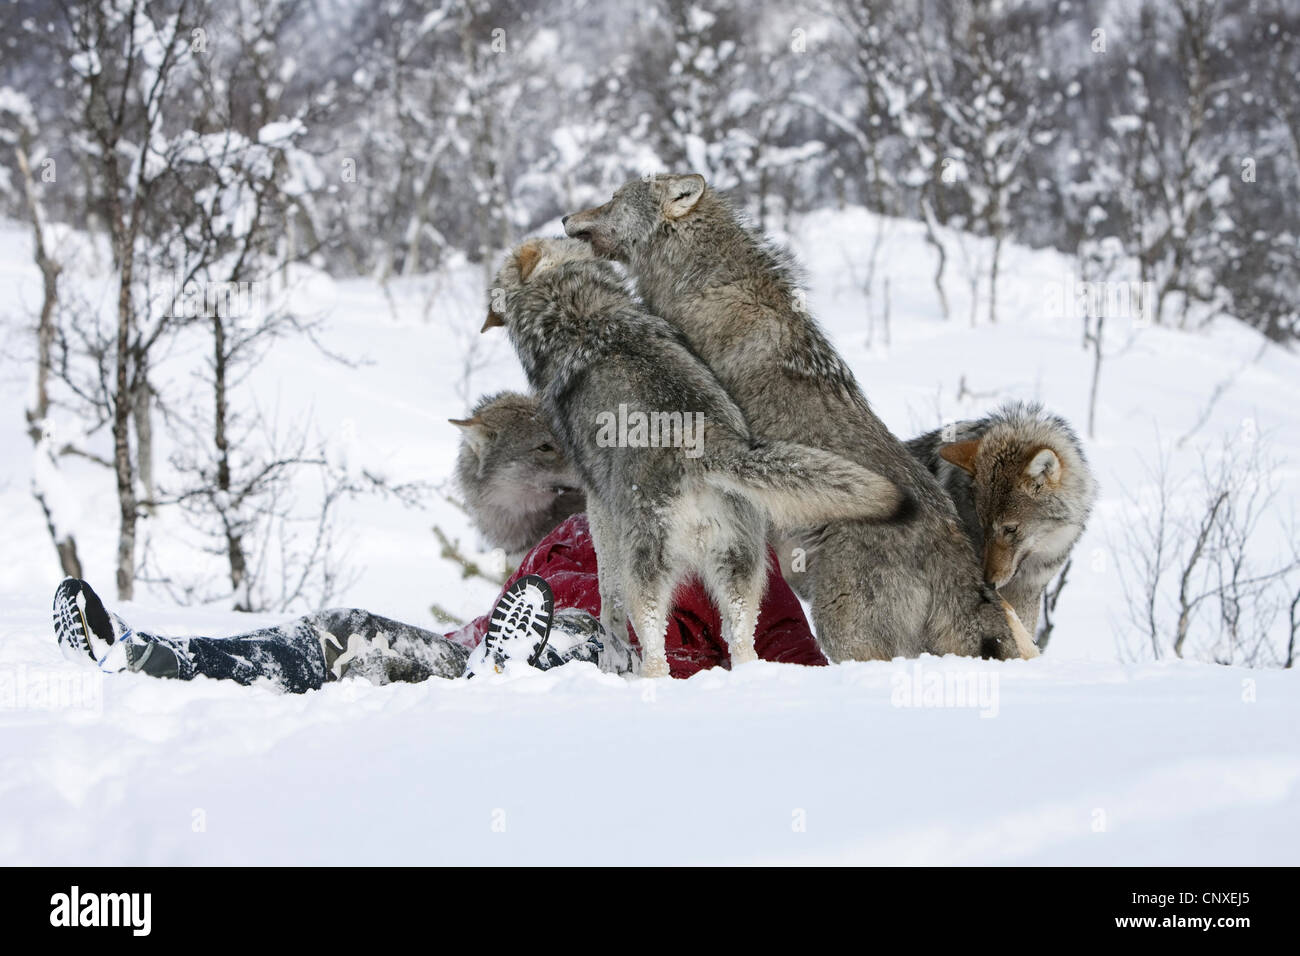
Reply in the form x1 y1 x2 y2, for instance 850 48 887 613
564 174 1038 661
484 237 906 676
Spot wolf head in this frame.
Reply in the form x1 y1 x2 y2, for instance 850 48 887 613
939 403 1097 590
451 390 584 555
483 236 631 389
482 236 614 332
484 236 601 325
562 173 807 331
562 174 707 260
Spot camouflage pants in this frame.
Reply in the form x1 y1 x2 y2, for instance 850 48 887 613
123 606 632 694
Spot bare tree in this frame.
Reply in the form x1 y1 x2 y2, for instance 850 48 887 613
919 198 951 321
42 0 212 598
1117 431 1299 666
1286 575 1299 669
915 0 1055 325
1 91 84 577
1104 0 1241 328
1036 559 1072 652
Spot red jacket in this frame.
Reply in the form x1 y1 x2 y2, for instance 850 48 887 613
447 514 827 678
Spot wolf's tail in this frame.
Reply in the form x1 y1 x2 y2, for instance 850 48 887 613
701 440 908 528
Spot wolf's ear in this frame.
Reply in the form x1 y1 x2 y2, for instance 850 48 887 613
662 174 706 219
450 416 493 452
1024 447 1062 488
517 242 543 281
481 310 505 332
939 439 981 475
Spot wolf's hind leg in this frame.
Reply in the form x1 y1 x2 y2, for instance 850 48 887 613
710 540 766 668
811 544 928 661
625 558 674 679
721 588 762 666
628 591 672 678
587 503 627 640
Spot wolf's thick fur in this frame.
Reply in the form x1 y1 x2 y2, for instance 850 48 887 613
451 391 585 557
907 402 1098 634
488 237 905 676
564 175 1035 661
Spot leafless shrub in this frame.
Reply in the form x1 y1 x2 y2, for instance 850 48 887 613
1037 559 1071 652
146 402 429 614
1115 429 1298 667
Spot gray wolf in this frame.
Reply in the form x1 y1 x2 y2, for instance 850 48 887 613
907 402 1098 635
485 236 905 676
563 174 1037 661
451 390 585 558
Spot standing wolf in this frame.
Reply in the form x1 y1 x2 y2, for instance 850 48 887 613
451 391 585 558
907 402 1098 635
564 174 1037 661
485 237 905 676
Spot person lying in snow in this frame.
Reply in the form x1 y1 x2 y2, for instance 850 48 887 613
52 515 825 692
51 392 826 692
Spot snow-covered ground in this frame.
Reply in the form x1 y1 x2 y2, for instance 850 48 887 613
2 208 1298 864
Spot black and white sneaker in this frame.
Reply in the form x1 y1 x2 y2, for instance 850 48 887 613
52 577 183 677
52 578 128 671
465 575 555 677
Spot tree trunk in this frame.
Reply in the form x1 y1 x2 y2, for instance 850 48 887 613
921 198 950 321
1287 589 1298 669
1087 314 1105 440
16 140 84 579
989 230 1003 325
212 313 249 609
113 206 138 601
401 159 441 277
34 486 83 579
133 376 156 516
968 267 979 329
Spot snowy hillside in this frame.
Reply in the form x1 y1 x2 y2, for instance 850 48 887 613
2 208 1298 865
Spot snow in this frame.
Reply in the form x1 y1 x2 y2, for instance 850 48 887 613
1 206 1298 864
2 648 1295 865
256 120 304 145
0 87 37 135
